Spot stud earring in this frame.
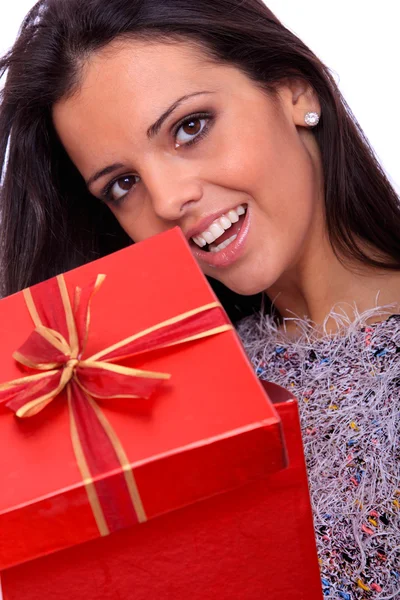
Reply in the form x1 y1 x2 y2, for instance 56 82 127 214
304 111 320 127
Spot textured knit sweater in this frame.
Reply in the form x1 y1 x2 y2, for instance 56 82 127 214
237 309 400 600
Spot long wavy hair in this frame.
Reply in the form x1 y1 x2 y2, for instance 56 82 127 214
1 0 399 321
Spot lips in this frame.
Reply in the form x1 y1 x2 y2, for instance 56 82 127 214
191 205 246 249
185 204 245 242
189 204 251 268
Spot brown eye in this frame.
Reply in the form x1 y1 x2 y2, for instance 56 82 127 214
182 119 201 135
109 175 139 202
176 117 207 145
118 176 135 190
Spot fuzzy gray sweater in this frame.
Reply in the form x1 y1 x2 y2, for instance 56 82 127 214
237 309 400 600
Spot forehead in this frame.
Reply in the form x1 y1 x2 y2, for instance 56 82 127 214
54 41 219 132
52 40 232 168
81 39 216 100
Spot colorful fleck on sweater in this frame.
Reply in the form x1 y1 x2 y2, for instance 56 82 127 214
237 310 400 600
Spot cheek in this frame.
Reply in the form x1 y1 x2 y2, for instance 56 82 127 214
203 133 266 196
207 112 291 200
246 124 317 227
108 200 165 243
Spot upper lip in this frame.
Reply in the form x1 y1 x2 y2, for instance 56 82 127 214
184 204 246 241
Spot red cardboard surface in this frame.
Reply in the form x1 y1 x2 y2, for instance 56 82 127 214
1 386 322 600
0 229 284 569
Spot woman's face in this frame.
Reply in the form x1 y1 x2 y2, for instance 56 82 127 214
53 40 323 296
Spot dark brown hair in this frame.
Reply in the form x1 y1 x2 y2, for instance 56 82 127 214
1 0 399 320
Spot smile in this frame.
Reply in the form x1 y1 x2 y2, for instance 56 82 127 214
189 204 250 267
191 205 246 252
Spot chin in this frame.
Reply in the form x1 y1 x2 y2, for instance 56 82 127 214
220 278 268 297
217 262 282 296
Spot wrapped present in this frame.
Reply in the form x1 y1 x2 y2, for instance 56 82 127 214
0 228 322 599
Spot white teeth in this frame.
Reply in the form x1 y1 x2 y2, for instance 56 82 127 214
209 222 225 238
209 234 237 253
202 231 215 245
192 235 207 247
227 210 239 223
191 204 246 248
219 216 232 230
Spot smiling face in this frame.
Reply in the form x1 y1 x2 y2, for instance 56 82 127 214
53 39 324 296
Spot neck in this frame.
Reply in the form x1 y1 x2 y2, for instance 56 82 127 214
266 235 400 335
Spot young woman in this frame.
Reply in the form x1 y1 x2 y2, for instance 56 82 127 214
0 0 399 597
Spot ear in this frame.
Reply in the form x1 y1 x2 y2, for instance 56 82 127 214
276 79 321 127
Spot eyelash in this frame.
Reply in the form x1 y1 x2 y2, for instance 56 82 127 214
101 111 214 204
172 111 213 147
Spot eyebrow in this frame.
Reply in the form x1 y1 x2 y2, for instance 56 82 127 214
86 163 125 189
86 90 214 189
146 90 214 139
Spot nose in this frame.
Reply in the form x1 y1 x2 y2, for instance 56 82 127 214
144 160 203 221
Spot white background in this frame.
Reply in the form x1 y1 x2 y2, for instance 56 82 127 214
0 2 398 597
0 0 399 192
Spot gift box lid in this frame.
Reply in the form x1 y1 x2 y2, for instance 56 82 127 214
0 228 285 570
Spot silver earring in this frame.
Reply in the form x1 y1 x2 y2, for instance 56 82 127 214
304 112 320 127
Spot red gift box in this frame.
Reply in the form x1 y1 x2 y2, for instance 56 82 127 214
0 228 322 598
1 385 322 600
